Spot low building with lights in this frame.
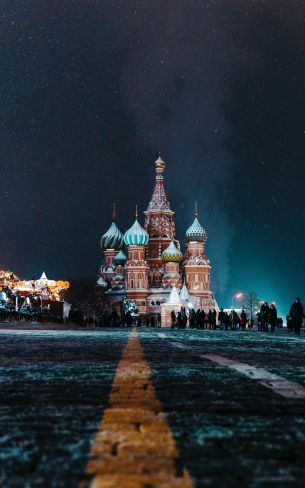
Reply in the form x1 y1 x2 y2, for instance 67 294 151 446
98 155 218 324
0 271 70 320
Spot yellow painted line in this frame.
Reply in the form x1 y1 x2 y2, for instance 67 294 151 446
81 328 194 488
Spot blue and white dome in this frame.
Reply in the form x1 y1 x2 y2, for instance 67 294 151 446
100 221 124 250
185 217 207 243
124 219 149 246
114 249 127 265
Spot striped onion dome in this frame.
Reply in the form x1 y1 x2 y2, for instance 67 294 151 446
123 219 149 246
162 240 182 263
114 249 127 265
185 217 207 242
100 221 123 250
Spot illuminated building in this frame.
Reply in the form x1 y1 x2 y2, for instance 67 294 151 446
0 270 69 302
98 155 218 321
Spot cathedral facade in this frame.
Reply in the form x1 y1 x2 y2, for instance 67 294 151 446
98 155 218 320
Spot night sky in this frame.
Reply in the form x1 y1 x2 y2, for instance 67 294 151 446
1 1 305 315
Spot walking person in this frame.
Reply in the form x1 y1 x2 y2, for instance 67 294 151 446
269 303 278 333
289 297 304 336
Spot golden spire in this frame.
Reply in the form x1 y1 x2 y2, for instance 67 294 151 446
135 204 138 219
194 201 198 218
112 202 116 220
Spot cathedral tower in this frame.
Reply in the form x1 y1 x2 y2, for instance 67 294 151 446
100 203 123 287
183 205 214 309
161 240 182 289
124 208 150 314
144 155 178 287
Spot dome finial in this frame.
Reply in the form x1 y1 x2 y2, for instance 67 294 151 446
112 202 116 221
194 201 198 218
135 204 138 219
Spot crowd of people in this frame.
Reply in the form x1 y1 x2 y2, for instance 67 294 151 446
72 297 305 334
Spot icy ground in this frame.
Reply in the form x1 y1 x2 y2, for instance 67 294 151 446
1 326 305 487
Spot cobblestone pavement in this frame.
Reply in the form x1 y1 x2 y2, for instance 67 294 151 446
1 326 305 487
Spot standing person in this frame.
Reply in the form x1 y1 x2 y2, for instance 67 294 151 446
225 312 230 330
289 297 304 336
257 311 263 331
170 310 176 328
211 309 217 330
189 309 195 329
286 314 293 333
199 310 205 329
269 303 278 333
125 311 132 327
230 310 238 330
208 309 213 329
218 308 226 330
261 302 270 332
195 309 201 329
177 311 183 329
204 312 209 329
240 309 247 331
180 307 187 329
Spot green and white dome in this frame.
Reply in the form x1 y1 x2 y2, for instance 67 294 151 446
100 221 123 250
114 249 127 265
162 240 182 263
124 219 149 246
185 217 207 242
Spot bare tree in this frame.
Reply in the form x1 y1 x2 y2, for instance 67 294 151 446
243 292 260 320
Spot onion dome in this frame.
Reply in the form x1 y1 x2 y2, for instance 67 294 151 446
186 217 207 243
162 240 182 262
124 219 149 246
97 276 107 288
100 221 123 250
114 249 127 265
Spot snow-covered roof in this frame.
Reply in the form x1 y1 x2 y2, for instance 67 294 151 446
180 283 190 302
166 286 182 305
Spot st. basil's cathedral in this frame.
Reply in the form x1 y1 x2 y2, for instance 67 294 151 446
98 155 218 326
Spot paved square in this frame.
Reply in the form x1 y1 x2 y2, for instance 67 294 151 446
1 326 305 487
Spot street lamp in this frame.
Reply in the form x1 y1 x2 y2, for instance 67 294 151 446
232 292 244 309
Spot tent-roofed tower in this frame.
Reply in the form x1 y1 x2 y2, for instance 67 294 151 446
144 155 178 287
